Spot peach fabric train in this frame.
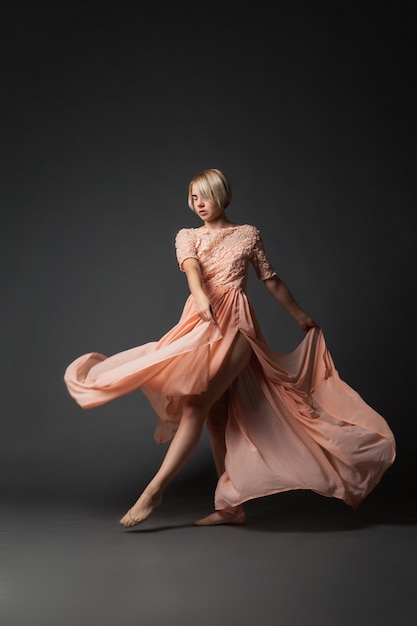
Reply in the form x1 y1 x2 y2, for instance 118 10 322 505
64 225 396 510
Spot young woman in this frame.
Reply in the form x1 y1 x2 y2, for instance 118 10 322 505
64 168 396 527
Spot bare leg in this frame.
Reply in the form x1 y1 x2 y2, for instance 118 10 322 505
206 391 229 477
120 333 252 527
193 391 246 526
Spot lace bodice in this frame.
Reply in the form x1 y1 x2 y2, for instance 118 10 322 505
175 224 276 291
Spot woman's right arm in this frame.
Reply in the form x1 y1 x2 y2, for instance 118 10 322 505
182 258 217 326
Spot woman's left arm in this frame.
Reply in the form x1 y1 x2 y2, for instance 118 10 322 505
264 276 319 332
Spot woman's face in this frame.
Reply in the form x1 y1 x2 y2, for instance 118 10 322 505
191 183 223 224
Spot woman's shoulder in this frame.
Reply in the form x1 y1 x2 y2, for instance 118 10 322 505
175 227 196 239
175 224 261 237
240 223 260 232
237 223 262 239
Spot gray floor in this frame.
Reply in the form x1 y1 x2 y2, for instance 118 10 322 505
1 490 416 626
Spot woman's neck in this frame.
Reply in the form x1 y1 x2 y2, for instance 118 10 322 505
201 216 235 230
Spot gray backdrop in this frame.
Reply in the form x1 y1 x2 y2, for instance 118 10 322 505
1 0 415 508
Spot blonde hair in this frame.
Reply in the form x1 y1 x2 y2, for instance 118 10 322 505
188 168 232 211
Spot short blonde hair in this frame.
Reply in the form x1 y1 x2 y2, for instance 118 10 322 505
188 168 232 211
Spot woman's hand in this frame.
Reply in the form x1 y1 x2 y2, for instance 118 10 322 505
297 314 320 333
194 293 217 326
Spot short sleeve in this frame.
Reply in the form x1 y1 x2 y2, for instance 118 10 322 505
251 228 277 280
175 228 199 271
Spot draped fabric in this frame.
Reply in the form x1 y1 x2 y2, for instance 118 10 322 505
64 225 396 509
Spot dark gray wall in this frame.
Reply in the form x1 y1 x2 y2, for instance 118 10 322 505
1 0 415 505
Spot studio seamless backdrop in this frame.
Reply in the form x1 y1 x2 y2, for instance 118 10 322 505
1 0 415 507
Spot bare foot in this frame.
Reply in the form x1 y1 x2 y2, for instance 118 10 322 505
119 489 163 528
193 505 246 526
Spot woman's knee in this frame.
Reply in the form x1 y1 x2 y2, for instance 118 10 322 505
181 400 206 424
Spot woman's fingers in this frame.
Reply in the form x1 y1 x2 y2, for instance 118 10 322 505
198 305 217 325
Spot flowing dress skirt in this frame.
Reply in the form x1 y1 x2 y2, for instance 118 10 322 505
64 285 396 510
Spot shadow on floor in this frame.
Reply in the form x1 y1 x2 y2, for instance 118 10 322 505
109 486 417 535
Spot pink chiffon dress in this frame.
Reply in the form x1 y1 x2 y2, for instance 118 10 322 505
64 224 396 510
